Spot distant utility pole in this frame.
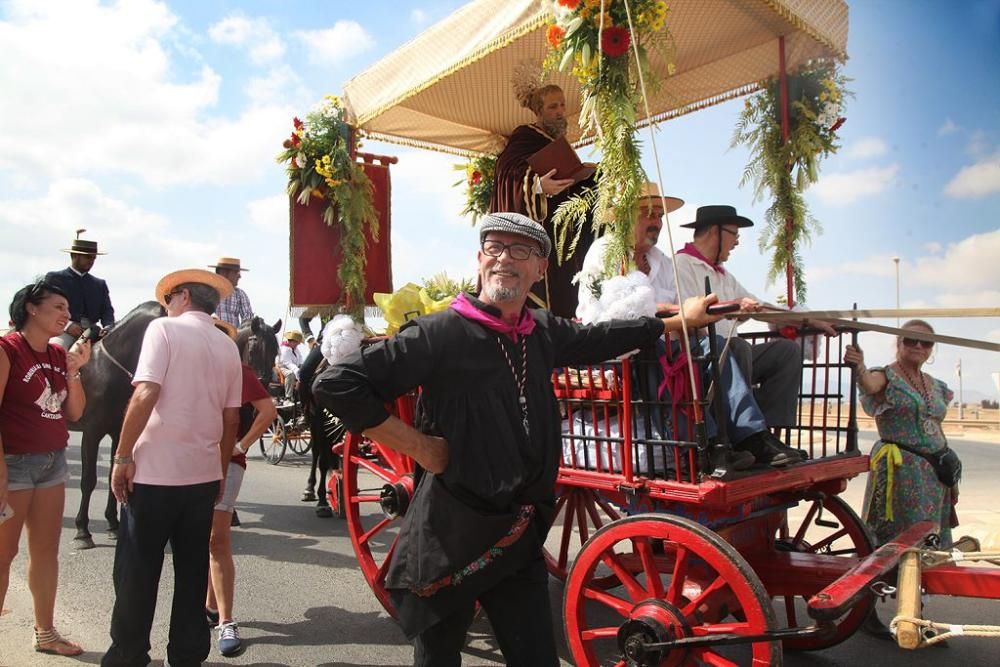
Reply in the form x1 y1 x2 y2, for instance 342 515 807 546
892 256 900 327
957 359 964 419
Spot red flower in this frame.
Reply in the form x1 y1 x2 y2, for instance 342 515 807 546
601 26 631 57
293 116 304 130
546 24 565 48
779 326 799 340
557 0 580 8
829 116 847 133
290 132 301 147
471 170 482 185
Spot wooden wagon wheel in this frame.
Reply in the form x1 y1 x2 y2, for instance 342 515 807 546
342 431 416 618
773 494 875 651
258 414 287 465
564 514 781 667
545 484 623 582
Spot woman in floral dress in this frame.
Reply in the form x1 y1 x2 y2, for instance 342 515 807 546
846 320 956 638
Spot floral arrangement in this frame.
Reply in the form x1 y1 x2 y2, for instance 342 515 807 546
320 314 366 366
373 272 474 336
575 269 657 324
731 64 849 302
542 0 675 275
453 155 496 223
277 95 379 320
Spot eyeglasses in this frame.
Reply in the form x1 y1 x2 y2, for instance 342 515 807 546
163 289 185 305
902 337 934 349
721 227 740 239
481 240 542 261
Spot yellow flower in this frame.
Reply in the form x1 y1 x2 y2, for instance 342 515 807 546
655 1 669 18
579 6 592 20
584 0 601 8
598 11 613 26
650 17 664 31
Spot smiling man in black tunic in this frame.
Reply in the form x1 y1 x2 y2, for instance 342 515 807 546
314 212 723 666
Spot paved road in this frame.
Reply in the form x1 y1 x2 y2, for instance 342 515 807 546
2 431 998 666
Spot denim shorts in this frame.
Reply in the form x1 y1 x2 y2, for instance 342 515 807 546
4 449 70 491
214 462 245 513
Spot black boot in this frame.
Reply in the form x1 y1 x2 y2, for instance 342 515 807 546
736 432 800 467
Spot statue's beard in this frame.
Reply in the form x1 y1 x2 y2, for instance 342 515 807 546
541 117 568 139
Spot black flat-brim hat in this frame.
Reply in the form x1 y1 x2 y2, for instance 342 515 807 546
60 239 106 255
681 205 754 230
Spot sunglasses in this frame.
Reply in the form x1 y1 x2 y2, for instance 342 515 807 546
163 289 185 305
482 239 543 261
901 337 934 349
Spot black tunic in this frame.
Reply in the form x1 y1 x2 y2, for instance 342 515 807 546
45 267 115 327
314 298 663 637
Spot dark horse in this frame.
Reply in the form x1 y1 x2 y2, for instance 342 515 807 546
71 306 280 549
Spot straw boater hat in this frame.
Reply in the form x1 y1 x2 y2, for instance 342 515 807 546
209 257 249 272
284 330 304 343
61 229 106 255
637 182 684 213
479 212 551 258
680 205 755 230
155 268 234 307
211 316 238 340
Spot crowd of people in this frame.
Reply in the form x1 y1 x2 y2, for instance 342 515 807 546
0 80 964 667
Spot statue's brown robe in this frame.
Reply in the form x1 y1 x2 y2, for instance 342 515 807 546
489 124 595 318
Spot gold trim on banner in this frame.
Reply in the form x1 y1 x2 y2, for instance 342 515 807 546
759 0 848 60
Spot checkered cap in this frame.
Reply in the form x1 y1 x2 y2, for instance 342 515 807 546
478 212 551 258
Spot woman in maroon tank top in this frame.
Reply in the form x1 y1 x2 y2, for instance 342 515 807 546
1 280 91 656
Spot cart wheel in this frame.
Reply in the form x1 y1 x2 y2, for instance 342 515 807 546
544 485 622 582
342 431 416 618
258 415 287 465
288 423 312 455
565 514 781 667
773 494 875 651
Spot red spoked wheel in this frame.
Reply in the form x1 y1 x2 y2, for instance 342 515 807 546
545 484 623 582
565 514 780 667
773 494 875 650
342 431 416 618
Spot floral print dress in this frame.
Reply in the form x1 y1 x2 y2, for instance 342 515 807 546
861 365 955 547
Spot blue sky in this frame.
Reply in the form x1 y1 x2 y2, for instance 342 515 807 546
1 0 998 395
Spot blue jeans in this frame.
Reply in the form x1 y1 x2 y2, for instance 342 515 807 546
102 481 219 667
3 449 69 490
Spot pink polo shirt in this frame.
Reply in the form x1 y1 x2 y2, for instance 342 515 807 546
131 310 242 485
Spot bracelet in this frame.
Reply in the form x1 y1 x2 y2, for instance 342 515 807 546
112 455 133 465
67 372 82 381
234 442 246 455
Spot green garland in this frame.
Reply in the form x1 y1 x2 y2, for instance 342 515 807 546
731 64 849 302
544 0 675 273
453 155 496 224
277 95 379 321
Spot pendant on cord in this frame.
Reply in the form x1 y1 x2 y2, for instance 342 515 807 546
519 395 530 439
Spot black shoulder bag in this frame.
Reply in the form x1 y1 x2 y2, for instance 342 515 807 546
892 442 962 488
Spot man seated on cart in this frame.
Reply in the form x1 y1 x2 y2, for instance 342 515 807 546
576 185 804 468
674 205 836 443
314 212 724 666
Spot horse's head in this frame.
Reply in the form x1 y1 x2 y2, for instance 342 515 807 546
237 316 281 384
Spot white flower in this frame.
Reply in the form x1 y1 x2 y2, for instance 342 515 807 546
320 314 365 366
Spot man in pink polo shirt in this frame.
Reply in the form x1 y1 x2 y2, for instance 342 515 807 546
101 268 242 667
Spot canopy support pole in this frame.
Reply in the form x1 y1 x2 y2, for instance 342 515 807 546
779 35 794 307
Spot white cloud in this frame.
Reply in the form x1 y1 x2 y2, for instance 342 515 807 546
845 137 888 160
924 241 942 254
246 65 309 107
938 118 959 136
247 193 289 230
944 154 1000 198
811 164 899 205
294 21 374 66
411 9 428 25
208 14 285 64
0 0 298 188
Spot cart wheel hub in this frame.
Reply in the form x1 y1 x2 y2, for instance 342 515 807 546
379 474 414 519
618 599 690 666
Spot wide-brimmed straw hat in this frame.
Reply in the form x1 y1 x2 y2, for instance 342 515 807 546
211 316 238 340
637 182 684 213
209 257 249 272
155 269 234 307
284 330 304 343
680 205 754 230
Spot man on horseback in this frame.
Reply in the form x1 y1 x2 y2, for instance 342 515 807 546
45 230 115 348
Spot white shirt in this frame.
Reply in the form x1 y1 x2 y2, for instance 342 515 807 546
277 343 304 378
577 236 677 322
674 251 756 338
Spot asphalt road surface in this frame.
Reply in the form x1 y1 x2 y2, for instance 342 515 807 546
2 431 998 666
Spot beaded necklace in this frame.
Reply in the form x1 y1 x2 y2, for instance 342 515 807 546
896 362 938 436
497 335 529 439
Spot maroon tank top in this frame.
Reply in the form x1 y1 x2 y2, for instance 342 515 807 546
0 332 70 454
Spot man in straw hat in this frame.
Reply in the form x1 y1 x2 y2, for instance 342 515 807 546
102 268 243 667
277 330 305 403
577 186 802 468
45 229 115 348
210 257 254 327
674 205 834 461
490 76 596 319
314 211 724 666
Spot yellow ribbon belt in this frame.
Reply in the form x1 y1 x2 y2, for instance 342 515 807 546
871 442 904 521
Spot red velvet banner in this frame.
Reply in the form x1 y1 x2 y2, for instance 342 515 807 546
289 162 392 307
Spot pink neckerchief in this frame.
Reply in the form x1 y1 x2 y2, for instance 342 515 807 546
449 293 536 342
678 242 726 275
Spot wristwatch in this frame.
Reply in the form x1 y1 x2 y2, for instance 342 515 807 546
112 455 134 465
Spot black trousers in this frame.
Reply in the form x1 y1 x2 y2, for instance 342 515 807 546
101 481 219 667
413 556 558 667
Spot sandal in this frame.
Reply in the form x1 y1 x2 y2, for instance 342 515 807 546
33 626 84 656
